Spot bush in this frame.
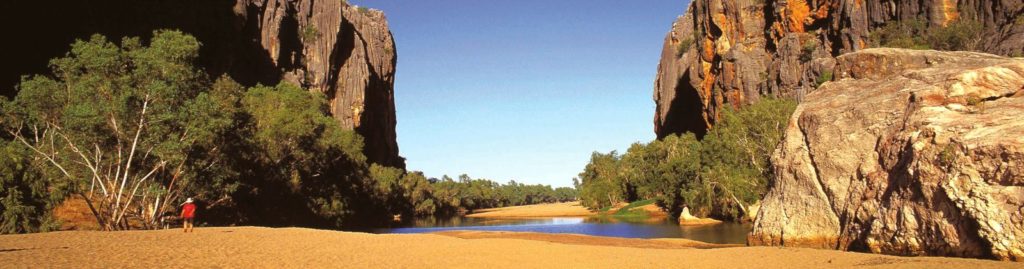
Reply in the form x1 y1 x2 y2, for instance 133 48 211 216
926 20 983 51
800 39 818 62
816 71 833 86
577 98 797 220
302 25 319 42
676 38 693 58
870 19 930 50
0 140 67 234
871 19 984 51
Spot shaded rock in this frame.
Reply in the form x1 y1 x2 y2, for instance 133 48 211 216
748 48 1024 261
0 0 404 168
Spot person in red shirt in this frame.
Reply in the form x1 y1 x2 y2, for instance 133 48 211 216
181 198 196 233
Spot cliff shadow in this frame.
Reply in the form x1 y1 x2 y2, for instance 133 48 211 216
659 69 708 139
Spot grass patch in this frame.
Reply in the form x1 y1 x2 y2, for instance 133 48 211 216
302 25 319 42
676 38 693 58
609 199 655 220
816 71 833 86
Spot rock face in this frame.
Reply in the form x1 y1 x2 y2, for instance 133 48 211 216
0 0 404 168
654 0 1024 138
748 48 1024 261
239 0 403 168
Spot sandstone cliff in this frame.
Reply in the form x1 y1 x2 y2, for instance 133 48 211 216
1 0 404 168
238 0 403 168
654 0 1024 138
748 48 1024 261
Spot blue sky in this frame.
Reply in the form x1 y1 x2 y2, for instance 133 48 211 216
357 0 687 187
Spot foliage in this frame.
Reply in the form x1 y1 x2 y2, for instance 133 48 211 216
695 98 796 219
423 174 576 217
2 31 235 230
302 25 319 42
358 6 371 14
0 139 67 233
609 199 654 219
938 143 959 169
870 19 984 51
870 19 931 50
800 39 818 62
927 20 983 51
816 71 833 87
2 31 580 233
577 151 623 209
576 99 797 221
676 38 693 58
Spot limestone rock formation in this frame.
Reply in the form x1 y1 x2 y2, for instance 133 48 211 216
1 0 404 168
748 48 1024 261
654 0 1024 138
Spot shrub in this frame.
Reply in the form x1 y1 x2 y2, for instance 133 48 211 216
577 98 797 220
938 143 959 168
800 39 817 62
927 20 983 51
871 19 984 51
816 71 833 86
870 19 930 50
302 25 319 42
676 38 694 58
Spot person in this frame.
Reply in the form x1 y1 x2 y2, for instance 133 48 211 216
181 198 196 233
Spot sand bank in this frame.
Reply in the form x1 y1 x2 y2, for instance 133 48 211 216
465 201 595 218
0 227 1017 268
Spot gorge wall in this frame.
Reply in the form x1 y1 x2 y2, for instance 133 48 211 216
0 0 403 168
748 48 1024 261
654 0 1024 138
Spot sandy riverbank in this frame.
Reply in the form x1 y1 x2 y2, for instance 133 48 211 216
465 201 595 218
0 227 1016 268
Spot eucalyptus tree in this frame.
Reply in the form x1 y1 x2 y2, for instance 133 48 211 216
2 31 237 230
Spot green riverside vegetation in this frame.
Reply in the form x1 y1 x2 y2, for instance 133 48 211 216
0 31 575 233
576 98 797 221
870 19 984 51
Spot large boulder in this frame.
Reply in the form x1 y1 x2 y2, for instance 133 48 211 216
748 48 1024 261
653 0 1024 138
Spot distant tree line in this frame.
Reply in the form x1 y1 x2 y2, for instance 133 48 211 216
370 168 577 218
0 31 574 233
576 99 796 221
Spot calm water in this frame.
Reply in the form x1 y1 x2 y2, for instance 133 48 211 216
376 217 751 244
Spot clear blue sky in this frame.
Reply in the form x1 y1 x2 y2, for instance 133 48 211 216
357 0 687 187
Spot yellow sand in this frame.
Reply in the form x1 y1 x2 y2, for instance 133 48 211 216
466 201 595 218
0 227 1017 268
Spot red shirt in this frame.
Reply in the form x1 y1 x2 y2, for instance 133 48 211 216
181 203 196 219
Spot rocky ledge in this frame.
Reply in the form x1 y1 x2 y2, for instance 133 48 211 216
748 48 1024 261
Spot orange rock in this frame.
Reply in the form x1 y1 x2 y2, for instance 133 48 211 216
787 0 811 33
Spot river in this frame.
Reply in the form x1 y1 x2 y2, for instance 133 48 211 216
376 217 751 244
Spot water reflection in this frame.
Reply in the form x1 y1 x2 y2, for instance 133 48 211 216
376 216 751 244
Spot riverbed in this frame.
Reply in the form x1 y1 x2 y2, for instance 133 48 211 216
376 217 751 244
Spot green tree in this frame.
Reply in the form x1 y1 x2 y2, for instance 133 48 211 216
694 98 796 219
240 82 374 227
577 151 623 209
3 31 236 230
